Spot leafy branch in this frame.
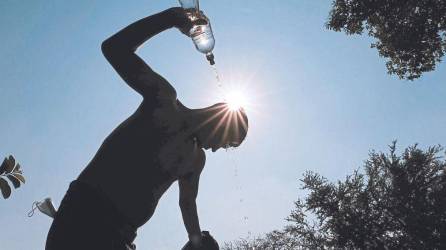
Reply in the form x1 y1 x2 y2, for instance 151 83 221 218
0 155 26 199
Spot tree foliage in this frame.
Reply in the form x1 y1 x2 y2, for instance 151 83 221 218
224 143 446 249
0 155 26 199
326 0 446 80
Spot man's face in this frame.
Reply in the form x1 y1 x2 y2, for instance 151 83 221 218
195 102 248 152
201 111 247 152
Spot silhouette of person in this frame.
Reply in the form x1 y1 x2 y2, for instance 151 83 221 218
45 7 248 250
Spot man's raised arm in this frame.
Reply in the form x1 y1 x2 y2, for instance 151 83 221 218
101 8 191 97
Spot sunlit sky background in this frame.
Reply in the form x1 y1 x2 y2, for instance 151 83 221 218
1 1 446 249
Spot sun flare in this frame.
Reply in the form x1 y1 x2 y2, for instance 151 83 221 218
225 90 249 111
202 64 268 119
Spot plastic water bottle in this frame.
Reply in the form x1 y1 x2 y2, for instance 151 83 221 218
28 197 57 218
179 0 216 65
190 20 215 65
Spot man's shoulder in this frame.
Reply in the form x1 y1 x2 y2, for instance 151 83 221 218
197 148 206 168
176 149 206 180
193 148 206 175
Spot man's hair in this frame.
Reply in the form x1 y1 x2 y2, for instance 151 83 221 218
228 108 248 146
197 103 249 148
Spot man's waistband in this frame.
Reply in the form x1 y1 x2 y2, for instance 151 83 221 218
59 180 137 244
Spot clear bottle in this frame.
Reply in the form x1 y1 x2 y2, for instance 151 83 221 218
178 0 199 10
190 18 215 65
179 0 216 65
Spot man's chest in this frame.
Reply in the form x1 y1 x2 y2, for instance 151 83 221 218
158 137 204 177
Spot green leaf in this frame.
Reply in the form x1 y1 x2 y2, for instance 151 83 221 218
7 175 20 189
0 178 11 199
13 173 25 184
8 155 15 166
14 163 21 173
4 156 15 173
0 158 7 175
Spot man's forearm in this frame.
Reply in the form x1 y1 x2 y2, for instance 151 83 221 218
180 200 202 241
103 8 177 52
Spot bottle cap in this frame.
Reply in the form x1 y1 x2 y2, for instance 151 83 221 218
206 53 215 65
37 198 57 218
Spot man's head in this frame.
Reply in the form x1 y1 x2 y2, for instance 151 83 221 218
193 103 248 152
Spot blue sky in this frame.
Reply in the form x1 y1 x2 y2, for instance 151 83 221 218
1 1 446 249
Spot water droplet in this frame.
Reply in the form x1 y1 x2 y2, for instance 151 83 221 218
211 64 222 87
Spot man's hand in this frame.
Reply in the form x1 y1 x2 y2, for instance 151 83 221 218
189 233 203 248
168 7 193 36
182 231 219 250
181 232 202 250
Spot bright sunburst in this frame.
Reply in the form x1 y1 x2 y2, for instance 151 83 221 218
224 90 249 111
200 62 269 119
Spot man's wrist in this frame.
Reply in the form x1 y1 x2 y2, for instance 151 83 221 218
165 7 192 30
165 8 182 26
189 233 202 246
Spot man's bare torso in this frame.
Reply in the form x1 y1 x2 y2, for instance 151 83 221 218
78 95 205 227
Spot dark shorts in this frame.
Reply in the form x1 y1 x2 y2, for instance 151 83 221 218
45 180 137 250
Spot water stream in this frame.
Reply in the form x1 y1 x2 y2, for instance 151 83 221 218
211 64 222 88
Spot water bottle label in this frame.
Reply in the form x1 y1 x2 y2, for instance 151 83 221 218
190 25 204 37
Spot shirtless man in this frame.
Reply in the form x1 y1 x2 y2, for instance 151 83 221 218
45 7 248 250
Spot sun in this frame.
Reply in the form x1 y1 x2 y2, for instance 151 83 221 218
224 89 249 111
202 65 265 116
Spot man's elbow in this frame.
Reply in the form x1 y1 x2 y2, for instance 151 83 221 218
101 34 136 56
101 39 116 60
